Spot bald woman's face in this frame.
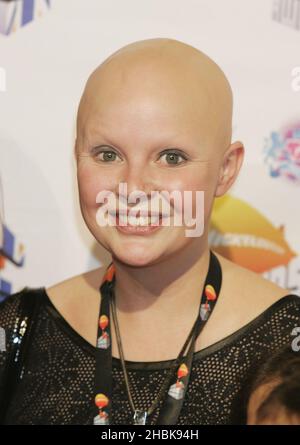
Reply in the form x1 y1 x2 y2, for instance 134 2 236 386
75 39 244 266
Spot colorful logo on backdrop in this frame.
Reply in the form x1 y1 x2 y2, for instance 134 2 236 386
0 174 25 302
209 195 299 293
263 122 300 184
272 0 300 31
0 0 51 36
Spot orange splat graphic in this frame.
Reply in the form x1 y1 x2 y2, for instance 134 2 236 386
95 393 109 409
99 315 109 330
204 284 216 301
177 363 188 379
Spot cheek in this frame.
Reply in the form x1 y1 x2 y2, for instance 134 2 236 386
167 170 216 219
77 164 216 223
77 164 112 212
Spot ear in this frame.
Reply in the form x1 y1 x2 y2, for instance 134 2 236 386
215 141 244 197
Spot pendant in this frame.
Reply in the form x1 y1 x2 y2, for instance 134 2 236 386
133 410 147 425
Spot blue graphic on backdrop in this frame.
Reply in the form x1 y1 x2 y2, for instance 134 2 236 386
0 0 51 36
264 123 300 184
0 175 25 302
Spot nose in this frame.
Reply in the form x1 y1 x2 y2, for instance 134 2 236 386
116 164 160 209
119 164 155 194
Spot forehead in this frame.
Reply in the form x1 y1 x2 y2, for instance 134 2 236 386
80 107 215 160
78 67 216 150
76 45 233 155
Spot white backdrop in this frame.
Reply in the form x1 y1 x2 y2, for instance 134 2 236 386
0 0 300 298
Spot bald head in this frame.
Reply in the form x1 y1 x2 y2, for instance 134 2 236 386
75 38 233 160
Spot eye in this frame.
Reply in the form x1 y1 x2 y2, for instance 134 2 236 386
159 150 187 166
92 147 122 163
90 146 188 166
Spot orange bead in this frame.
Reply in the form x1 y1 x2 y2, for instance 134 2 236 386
95 393 109 409
99 315 109 330
106 264 115 282
177 363 188 379
101 263 116 285
204 284 216 301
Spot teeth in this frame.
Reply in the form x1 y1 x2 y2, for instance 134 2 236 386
118 214 160 226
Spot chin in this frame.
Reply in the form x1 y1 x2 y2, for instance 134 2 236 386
111 246 164 268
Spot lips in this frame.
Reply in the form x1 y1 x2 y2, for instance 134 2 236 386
116 210 165 218
106 209 171 230
116 212 161 225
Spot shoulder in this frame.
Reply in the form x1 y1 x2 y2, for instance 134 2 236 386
44 264 108 334
208 251 300 337
0 287 28 329
45 265 107 306
0 287 35 375
196 251 300 352
214 250 295 307
0 286 48 335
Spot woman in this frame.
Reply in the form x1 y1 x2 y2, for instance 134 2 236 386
1 37 300 425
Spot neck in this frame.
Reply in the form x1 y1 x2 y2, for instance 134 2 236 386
112 242 211 322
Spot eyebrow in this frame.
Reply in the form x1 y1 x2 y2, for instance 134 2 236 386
85 125 194 152
84 122 209 161
88 144 194 161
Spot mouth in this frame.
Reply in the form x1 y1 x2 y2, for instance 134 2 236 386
117 212 165 225
109 209 168 223
109 211 170 235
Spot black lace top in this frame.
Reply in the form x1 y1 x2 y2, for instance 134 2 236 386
0 287 300 425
